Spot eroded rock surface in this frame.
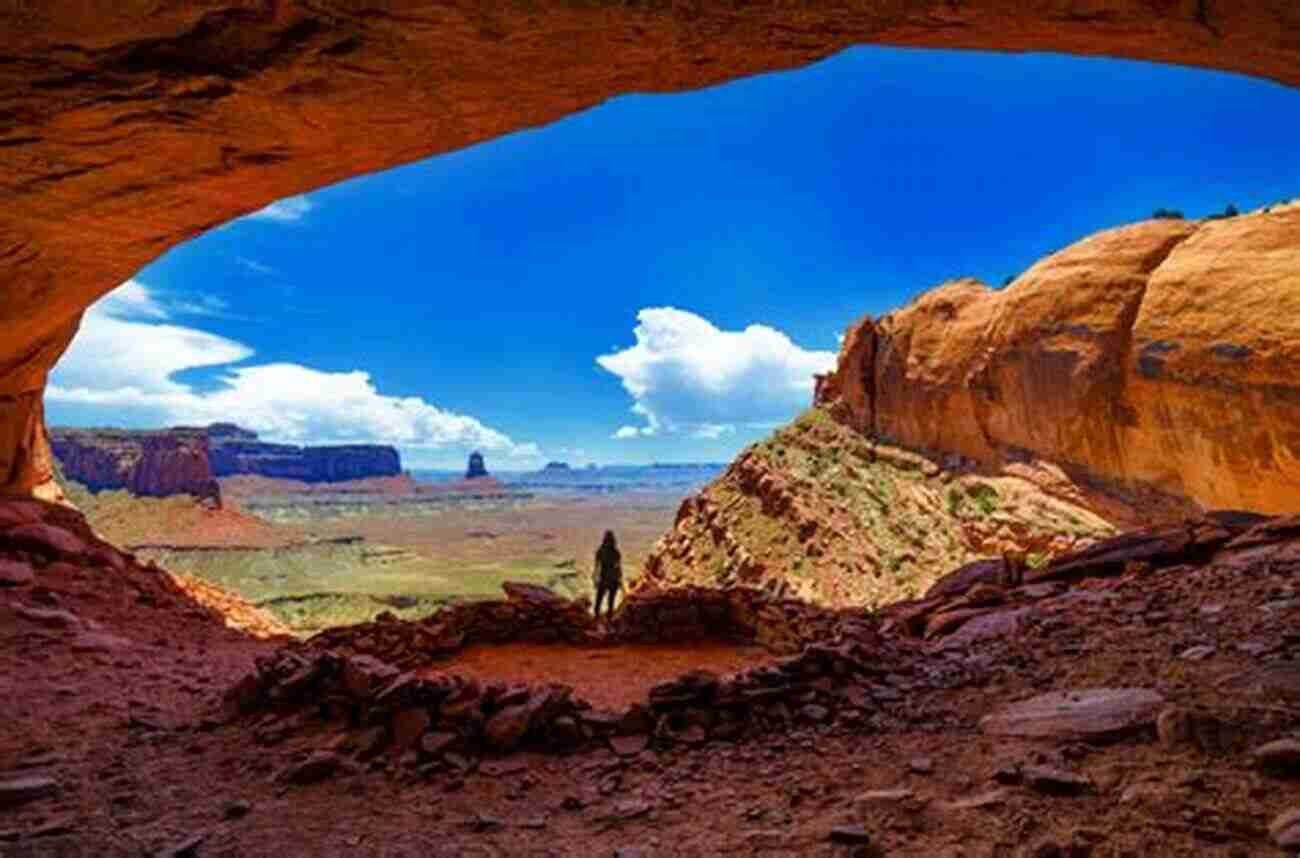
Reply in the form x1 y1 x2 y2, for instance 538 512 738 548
816 208 1300 513
3 2 1300 496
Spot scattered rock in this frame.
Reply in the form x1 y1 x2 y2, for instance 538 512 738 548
908 756 934 775
420 731 458 758
853 788 914 813
223 799 252 820
275 752 353 786
1177 644 1216 661
941 789 1008 811
1022 765 1090 796
392 707 431 750
0 776 57 808
13 604 82 630
157 832 206 858
1252 738 1300 773
610 734 649 757
340 654 399 699
484 702 536 752
980 688 1164 740
829 825 873 845
799 704 830 723
1271 807 1300 850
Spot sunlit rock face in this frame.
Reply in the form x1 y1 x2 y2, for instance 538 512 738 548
2 1 1300 495
50 428 221 504
817 206 1300 514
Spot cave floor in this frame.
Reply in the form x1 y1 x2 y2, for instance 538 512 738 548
2 508 1300 857
420 641 775 710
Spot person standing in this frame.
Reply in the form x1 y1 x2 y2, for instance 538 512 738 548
593 530 622 619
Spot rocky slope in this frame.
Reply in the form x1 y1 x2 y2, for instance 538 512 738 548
638 407 1117 608
6 495 1299 855
49 427 221 503
816 204 1300 514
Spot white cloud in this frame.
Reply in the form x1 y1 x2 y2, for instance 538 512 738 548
597 307 836 438
245 195 315 223
48 280 542 466
236 256 275 276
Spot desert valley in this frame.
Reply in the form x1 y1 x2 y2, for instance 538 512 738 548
3 5 1300 857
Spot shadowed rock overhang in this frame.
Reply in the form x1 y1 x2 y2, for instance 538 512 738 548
3 0 1300 497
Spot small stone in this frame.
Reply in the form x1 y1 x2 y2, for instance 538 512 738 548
610 734 649 757
157 832 207 858
392 707 431 749
419 731 457 758
1022 765 1090 796
1178 645 1216 661
1024 839 1063 858
13 605 81 630
484 702 536 751
467 813 504 833
1270 807 1300 849
613 848 647 858
828 825 872 845
275 751 353 786
0 776 57 807
908 756 934 775
853 788 914 813
1252 738 1300 772
941 789 1008 811
799 704 830 723
223 799 252 820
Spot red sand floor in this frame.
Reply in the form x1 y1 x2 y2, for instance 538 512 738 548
420 642 774 710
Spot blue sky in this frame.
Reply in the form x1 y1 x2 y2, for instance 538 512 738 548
47 47 1300 469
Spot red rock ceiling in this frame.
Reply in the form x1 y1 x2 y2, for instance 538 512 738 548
3 1 1299 495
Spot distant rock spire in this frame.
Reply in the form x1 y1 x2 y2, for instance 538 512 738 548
466 451 488 479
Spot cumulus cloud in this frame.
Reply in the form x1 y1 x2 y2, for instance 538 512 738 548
245 195 315 223
48 280 542 464
597 307 836 439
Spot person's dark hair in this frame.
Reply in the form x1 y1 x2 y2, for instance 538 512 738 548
601 530 617 549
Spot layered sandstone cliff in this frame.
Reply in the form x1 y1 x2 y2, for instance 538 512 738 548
207 425 401 483
51 424 403 499
50 428 221 504
816 204 1300 515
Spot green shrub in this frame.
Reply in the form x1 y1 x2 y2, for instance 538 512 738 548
946 487 965 516
1152 208 1185 220
966 482 999 516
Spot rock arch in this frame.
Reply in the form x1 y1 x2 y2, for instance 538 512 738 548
3 1 1300 497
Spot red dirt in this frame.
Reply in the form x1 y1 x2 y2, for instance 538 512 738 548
421 642 775 710
4 501 1300 856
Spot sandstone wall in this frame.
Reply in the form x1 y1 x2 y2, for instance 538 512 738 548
209 439 402 483
817 207 1300 514
50 429 221 503
3 2 1300 496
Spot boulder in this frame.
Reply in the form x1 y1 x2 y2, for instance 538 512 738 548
980 688 1164 740
2 522 85 559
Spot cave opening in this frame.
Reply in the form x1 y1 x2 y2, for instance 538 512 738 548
5 7 1300 852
